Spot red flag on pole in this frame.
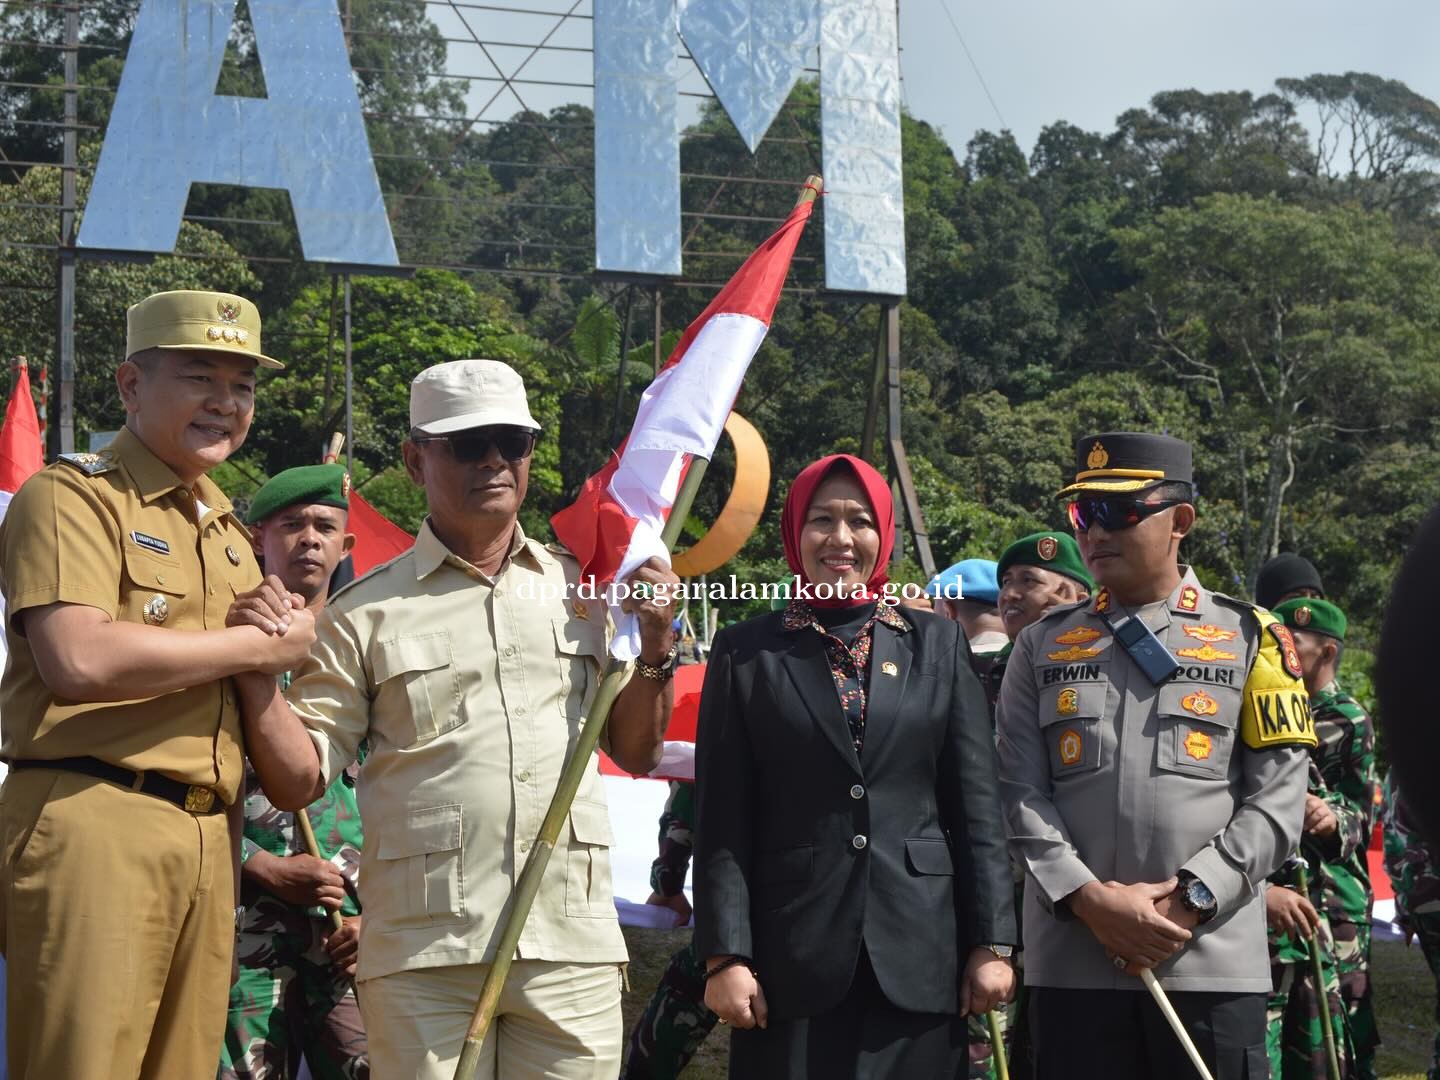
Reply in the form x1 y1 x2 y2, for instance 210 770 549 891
550 195 816 659
0 364 43 506
347 490 414 576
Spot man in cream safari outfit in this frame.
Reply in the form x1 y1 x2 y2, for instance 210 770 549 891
233 359 680 1079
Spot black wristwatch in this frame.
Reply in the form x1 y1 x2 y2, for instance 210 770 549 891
1176 870 1218 924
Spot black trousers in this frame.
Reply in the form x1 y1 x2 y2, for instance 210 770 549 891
1029 986 1269 1080
727 947 967 1079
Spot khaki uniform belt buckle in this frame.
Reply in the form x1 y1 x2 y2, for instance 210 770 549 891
184 786 215 814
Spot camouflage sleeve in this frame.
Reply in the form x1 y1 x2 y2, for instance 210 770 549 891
648 781 695 897
1384 776 1440 924
1321 702 1377 863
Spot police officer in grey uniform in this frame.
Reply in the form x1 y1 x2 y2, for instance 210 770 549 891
996 432 1313 1080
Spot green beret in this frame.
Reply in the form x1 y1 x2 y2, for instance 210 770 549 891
1274 598 1346 641
247 464 350 525
997 531 1094 592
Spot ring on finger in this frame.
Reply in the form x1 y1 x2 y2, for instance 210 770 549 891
632 582 653 600
1112 954 1128 971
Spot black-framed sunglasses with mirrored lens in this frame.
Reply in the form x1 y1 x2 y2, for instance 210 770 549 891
1066 496 1182 533
412 426 538 463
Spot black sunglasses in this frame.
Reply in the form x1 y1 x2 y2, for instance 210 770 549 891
1067 496 1181 533
412 426 538 463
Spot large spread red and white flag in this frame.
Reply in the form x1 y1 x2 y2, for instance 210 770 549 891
551 194 815 658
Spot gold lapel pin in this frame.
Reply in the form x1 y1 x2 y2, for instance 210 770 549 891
226 545 242 566
881 661 898 677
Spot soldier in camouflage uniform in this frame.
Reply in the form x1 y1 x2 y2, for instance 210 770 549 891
1383 773 1440 1079
219 464 368 1080
623 780 721 1079
1264 759 1355 1079
1275 598 1380 1079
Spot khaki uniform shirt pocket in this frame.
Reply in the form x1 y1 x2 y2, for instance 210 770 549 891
553 618 607 721
121 543 189 626
1156 682 1242 779
565 798 615 918
372 632 462 747
1038 682 1107 778
374 804 465 930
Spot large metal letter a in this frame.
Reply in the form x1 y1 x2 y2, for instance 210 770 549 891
78 0 398 266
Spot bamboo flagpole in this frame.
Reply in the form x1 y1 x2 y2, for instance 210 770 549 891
453 176 822 1080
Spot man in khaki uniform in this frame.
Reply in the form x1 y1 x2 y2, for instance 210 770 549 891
236 359 680 1079
0 291 316 1080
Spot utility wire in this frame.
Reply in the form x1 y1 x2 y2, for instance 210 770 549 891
937 0 1006 130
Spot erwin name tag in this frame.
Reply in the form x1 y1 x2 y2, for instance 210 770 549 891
129 531 171 556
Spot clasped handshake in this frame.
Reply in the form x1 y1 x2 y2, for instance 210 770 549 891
224 575 320 674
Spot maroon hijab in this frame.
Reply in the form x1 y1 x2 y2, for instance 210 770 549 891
780 454 895 609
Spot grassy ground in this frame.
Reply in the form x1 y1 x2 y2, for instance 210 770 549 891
620 927 1439 1079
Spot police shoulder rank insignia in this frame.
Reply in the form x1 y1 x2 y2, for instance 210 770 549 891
58 451 117 476
1054 626 1103 646
1058 728 1083 766
1183 730 1213 761
1048 645 1103 662
1056 687 1079 716
1268 624 1304 679
1037 536 1058 561
1177 585 1200 612
129 531 170 556
143 593 170 625
1183 624 1237 644
1093 587 1111 614
1176 644 1238 663
1181 689 1219 717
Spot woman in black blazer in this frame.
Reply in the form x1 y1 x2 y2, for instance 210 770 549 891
694 453 1016 1078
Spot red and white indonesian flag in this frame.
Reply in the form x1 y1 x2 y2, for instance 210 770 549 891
552 196 815 659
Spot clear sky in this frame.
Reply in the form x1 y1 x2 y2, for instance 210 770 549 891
900 0 1440 159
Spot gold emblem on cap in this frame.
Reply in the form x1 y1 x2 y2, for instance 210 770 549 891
226 545 241 566
206 327 222 341
1087 441 1109 470
143 594 170 625
217 298 242 324
1294 605 1312 627
341 472 351 499
1037 536 1058 561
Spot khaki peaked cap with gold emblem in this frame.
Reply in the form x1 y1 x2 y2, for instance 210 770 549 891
125 290 284 369
1057 431 1193 497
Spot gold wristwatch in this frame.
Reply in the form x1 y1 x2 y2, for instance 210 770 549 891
635 645 678 683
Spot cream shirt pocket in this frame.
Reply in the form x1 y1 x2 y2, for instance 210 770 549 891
565 798 615 918
374 804 466 930
372 632 462 746
553 618 607 721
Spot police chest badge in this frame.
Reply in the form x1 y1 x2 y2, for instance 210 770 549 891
1058 728 1084 766
1183 730 1213 761
1055 626 1102 646
1184 624 1237 644
1037 536 1058 561
1181 689 1219 717
143 594 170 625
1056 687 1079 716
1176 644 1238 663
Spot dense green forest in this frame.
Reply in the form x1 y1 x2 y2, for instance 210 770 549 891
4 2 1440 706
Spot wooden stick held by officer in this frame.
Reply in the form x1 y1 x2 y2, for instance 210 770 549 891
231 360 676 1080
0 291 315 1080
995 432 1315 1080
